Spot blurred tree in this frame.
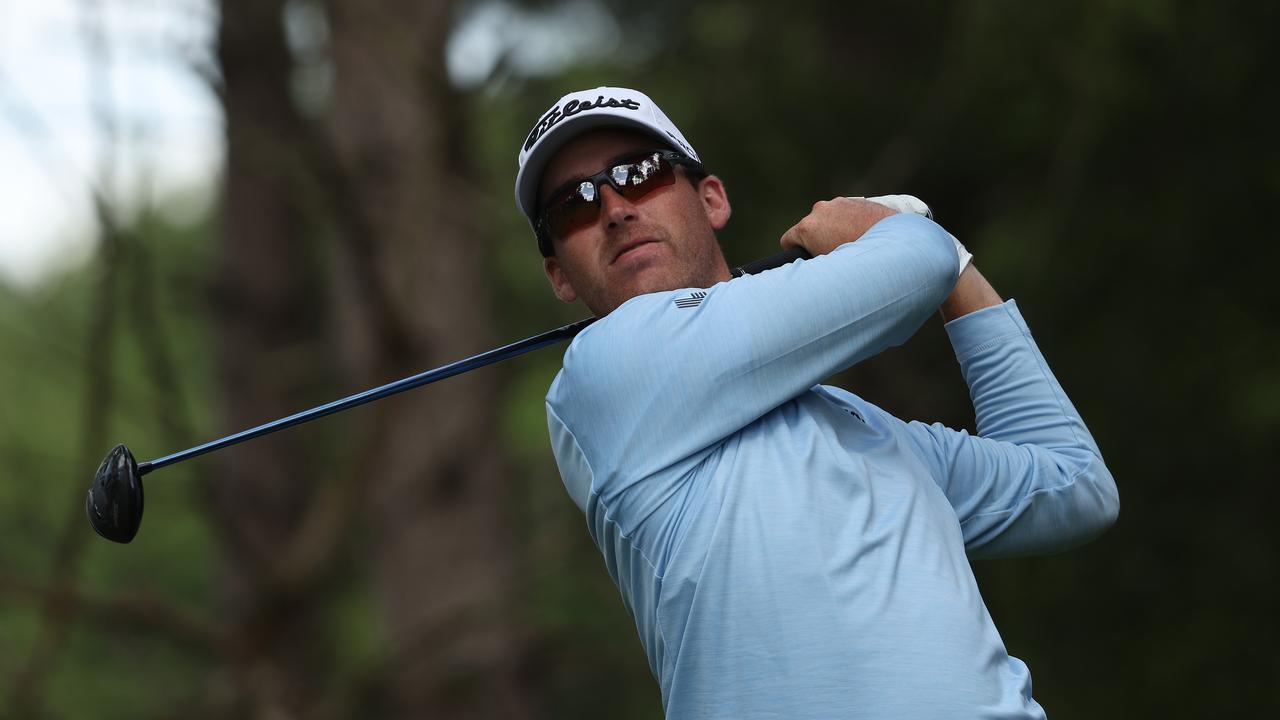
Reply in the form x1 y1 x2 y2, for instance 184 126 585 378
211 0 527 716
212 0 341 714
326 0 526 715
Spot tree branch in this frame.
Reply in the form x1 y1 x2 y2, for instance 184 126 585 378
0 573 227 656
9 3 128 712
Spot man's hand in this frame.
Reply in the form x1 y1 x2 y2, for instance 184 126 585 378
863 194 973 276
863 194 933 218
780 197 896 257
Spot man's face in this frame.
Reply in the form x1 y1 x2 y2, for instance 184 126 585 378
539 129 732 316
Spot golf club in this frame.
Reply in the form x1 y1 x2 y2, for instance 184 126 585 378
86 246 811 543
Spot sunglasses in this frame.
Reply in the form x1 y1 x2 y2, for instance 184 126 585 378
535 149 703 255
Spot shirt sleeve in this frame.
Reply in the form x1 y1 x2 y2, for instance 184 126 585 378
897 299 1120 558
546 213 958 506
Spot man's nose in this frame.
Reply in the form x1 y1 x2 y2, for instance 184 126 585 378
599 185 637 229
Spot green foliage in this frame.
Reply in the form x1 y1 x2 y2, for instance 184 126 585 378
0 212 222 717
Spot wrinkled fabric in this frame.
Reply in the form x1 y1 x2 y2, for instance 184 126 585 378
546 214 1118 719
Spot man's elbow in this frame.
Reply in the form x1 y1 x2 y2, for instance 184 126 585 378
1070 454 1120 542
966 453 1119 560
1023 452 1120 553
1095 460 1121 530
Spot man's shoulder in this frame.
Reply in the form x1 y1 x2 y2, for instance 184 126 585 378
543 294 667 412
554 285 726 382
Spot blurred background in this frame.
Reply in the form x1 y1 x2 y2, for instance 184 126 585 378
1 0 1277 717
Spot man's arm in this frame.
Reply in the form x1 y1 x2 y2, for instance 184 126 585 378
940 265 1004 321
547 212 959 509
897 269 1120 557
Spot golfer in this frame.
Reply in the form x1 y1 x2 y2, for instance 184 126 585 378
514 86 1119 719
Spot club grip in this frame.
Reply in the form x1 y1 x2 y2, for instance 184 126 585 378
730 246 812 277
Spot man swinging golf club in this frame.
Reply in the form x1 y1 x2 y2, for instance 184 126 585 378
516 86 1119 719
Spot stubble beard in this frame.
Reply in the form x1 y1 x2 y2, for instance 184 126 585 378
590 234 728 317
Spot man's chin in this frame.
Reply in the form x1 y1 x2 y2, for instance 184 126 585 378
593 272 679 316
624 265 684 298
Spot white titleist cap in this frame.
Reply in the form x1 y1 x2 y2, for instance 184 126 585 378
514 86 700 225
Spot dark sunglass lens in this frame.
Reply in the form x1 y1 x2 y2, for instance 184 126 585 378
546 181 600 237
616 155 675 200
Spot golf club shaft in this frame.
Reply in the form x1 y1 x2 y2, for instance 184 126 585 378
140 317 593 474
138 246 810 476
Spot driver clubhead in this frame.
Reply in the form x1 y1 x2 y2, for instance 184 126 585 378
86 443 144 543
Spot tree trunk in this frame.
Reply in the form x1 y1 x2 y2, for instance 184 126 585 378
215 0 335 715
327 1 528 717
215 1 525 715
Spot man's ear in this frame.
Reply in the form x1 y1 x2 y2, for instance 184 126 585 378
543 255 578 303
698 175 732 231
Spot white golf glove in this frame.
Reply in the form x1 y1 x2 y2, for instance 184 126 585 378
856 194 973 276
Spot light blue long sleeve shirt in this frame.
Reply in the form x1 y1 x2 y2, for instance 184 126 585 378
545 213 1119 719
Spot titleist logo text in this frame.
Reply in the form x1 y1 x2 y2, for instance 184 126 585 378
524 96 641 151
